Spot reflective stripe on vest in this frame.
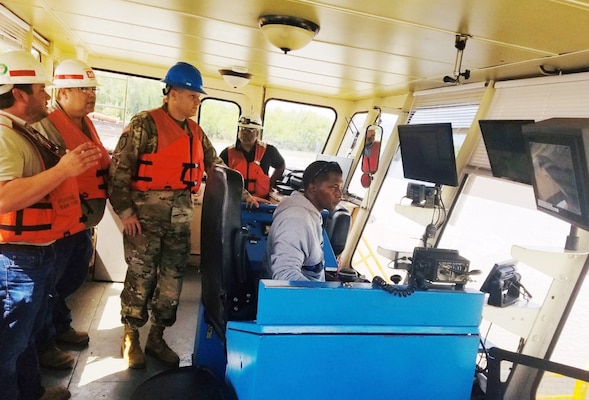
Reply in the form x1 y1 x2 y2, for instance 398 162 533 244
227 142 270 197
0 121 85 243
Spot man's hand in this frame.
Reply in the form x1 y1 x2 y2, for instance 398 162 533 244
244 195 271 209
57 142 102 178
122 214 142 236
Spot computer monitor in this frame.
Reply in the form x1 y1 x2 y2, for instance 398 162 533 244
480 259 520 307
479 119 535 185
397 123 459 187
523 118 589 231
315 154 354 190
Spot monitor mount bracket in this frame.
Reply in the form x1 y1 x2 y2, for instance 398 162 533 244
444 34 471 84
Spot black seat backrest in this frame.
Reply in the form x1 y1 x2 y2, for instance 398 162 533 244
200 166 257 342
323 205 351 257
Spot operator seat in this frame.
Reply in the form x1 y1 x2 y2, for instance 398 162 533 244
323 205 351 257
200 165 258 342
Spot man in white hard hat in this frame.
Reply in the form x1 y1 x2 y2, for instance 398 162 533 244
33 59 111 370
0 50 102 400
220 111 285 201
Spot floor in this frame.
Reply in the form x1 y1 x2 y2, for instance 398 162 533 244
41 265 201 400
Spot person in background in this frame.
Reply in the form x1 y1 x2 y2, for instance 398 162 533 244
0 50 101 400
220 111 285 202
33 59 111 370
262 160 343 282
109 61 245 369
362 126 380 174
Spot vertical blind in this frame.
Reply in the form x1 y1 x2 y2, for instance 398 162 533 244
469 72 589 171
409 83 486 131
0 4 48 55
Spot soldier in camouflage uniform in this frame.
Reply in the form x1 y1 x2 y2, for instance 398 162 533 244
108 61 228 369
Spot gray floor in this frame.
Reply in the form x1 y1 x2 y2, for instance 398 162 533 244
41 266 201 399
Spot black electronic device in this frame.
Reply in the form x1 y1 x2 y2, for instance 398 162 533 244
409 247 470 289
398 123 459 187
276 184 295 195
406 182 425 205
406 183 437 208
479 119 535 185
523 118 589 231
480 259 521 307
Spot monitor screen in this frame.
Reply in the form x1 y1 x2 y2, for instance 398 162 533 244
479 119 535 184
397 123 459 187
523 118 589 231
315 154 354 189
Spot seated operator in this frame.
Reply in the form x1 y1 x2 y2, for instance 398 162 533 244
262 160 343 281
220 112 285 202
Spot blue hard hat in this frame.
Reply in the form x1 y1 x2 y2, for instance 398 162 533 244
161 62 206 94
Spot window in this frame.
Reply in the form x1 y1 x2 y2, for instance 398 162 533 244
465 73 589 397
337 111 368 158
263 99 336 171
92 70 164 151
197 98 240 155
351 87 484 282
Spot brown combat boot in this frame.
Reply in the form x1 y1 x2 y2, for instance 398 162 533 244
56 327 90 348
38 345 75 370
145 324 180 367
39 386 71 400
121 325 145 369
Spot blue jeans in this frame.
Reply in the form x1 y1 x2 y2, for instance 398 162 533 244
0 244 55 400
36 229 93 351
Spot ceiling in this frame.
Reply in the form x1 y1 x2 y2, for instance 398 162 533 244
4 0 589 100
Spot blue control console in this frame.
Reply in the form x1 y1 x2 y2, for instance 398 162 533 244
226 280 484 400
240 202 338 272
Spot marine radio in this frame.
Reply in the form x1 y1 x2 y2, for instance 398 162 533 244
408 247 471 289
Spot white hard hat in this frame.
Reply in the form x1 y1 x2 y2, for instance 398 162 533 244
53 59 98 88
238 111 263 130
0 51 52 95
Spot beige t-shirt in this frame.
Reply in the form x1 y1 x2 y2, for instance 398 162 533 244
0 112 44 181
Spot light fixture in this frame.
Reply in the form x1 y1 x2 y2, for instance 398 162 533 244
443 34 471 84
259 15 320 54
219 67 252 88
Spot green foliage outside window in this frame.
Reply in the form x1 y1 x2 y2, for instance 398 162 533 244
198 99 240 141
263 100 335 154
94 70 163 126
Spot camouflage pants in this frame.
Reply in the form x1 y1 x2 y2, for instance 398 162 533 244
120 190 193 328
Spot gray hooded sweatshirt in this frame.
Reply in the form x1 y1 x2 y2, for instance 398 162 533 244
262 191 325 281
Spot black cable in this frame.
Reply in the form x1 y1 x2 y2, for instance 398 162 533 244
372 275 415 297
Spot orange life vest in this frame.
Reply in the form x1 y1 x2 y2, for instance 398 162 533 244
130 108 204 193
48 110 111 200
0 121 85 244
227 142 270 197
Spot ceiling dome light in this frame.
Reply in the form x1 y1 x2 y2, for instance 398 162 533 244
219 66 252 88
259 15 320 54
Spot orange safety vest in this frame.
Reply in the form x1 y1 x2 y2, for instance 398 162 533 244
0 122 85 244
130 108 204 193
48 110 111 200
227 141 270 198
